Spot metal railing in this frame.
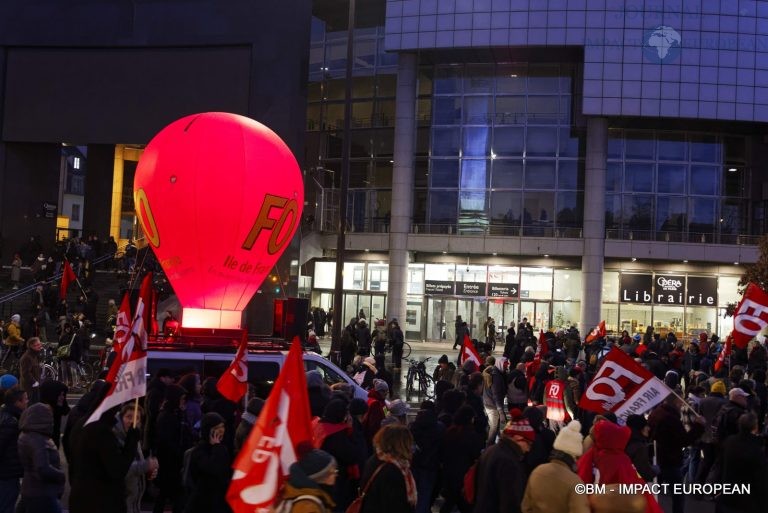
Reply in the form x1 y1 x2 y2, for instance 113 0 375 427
604 229 760 245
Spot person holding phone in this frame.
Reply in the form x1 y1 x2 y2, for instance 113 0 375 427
182 412 231 513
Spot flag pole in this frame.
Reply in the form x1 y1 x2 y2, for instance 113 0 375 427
133 396 140 429
64 258 88 302
668 387 703 419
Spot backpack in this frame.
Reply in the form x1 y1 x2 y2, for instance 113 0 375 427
462 461 478 504
275 494 325 513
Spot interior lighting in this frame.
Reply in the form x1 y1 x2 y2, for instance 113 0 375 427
728 167 738 172
631 257 637 262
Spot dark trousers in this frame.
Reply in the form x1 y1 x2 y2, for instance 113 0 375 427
392 344 403 368
21 496 60 513
152 482 184 513
0 479 19 513
659 465 685 513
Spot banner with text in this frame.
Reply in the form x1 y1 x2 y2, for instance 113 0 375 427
731 282 768 349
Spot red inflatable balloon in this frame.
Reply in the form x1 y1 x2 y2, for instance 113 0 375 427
134 112 303 329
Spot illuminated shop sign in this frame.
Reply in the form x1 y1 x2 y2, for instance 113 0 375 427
457 282 487 296
488 283 520 298
620 274 718 305
425 280 455 295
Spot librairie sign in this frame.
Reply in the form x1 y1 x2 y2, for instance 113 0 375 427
620 274 717 305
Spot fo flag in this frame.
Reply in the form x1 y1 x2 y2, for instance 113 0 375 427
226 337 312 513
731 283 768 349
579 347 671 424
105 293 132 385
714 335 732 373
460 334 481 367
585 320 606 344
60 261 77 299
86 273 153 425
217 330 249 402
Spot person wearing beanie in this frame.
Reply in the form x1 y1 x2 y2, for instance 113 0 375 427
234 397 265 454
382 399 409 426
373 355 394 395
624 414 656 482
473 408 532 513
182 412 231 513
433 355 456 384
276 442 337 513
0 373 19 391
522 420 589 513
307 370 332 418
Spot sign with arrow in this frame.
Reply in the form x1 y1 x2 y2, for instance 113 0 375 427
488 283 519 298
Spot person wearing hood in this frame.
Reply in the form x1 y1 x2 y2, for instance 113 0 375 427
153 384 193 513
473 409 533 513
38 380 69 448
455 359 478 390
17 403 65 513
69 396 142 513
0 386 27 512
311 399 362 510
439 405 483 513
307 370 332 418
361 379 389 447
200 377 237 453
62 379 110 475
482 356 507 445
522 419 589 513
183 412 232 513
234 397 265 454
113 404 158 513
577 419 663 513
275 443 337 513
624 415 657 482
409 402 444 513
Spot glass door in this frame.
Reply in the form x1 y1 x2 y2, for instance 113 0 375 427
357 294 372 320
457 299 474 338
428 298 449 341
488 300 516 335
520 301 551 331
406 298 422 341
370 295 386 323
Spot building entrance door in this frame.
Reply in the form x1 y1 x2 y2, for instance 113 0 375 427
520 301 551 331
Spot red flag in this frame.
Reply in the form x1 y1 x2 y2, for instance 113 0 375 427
105 293 132 384
579 347 671 424
534 330 549 364
86 273 152 425
460 334 481 366
217 330 249 402
226 336 312 512
731 283 768 349
60 260 77 299
585 320 606 344
714 335 732 373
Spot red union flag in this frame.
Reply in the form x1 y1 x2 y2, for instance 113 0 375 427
579 347 671 424
217 330 249 402
731 282 768 349
714 335 732 373
105 293 132 384
460 334 481 366
585 320 606 344
226 336 312 513
60 260 77 299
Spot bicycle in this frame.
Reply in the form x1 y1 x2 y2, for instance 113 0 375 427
404 356 434 400
384 340 412 359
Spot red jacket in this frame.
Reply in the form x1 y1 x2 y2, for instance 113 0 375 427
361 390 386 444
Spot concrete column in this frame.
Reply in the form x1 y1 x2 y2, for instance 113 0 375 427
387 53 417 327
580 117 608 333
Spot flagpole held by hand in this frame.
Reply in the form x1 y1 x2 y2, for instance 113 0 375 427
133 396 140 429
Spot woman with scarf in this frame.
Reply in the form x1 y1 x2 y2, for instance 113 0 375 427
359 424 416 513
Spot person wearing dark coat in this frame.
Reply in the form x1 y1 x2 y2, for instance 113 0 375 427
68 403 140 513
183 412 232 513
312 399 362 511
716 412 768 513
143 368 174 452
38 380 69 448
409 404 444 513
306 370 332 418
522 406 555 474
200 377 238 453
356 320 372 356
61 380 109 470
359 425 417 513
439 406 483 513
17 403 65 513
465 372 489 437
234 397 265 454
624 414 656 482
0 387 27 513
153 384 194 513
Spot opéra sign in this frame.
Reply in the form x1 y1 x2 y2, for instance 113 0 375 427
619 274 717 306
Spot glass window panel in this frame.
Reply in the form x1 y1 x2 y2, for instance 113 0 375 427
723 167 744 197
353 38 376 69
461 159 490 189
343 262 366 290
455 265 488 283
493 126 524 156
720 200 745 234
373 129 394 157
350 76 375 99
625 132 655 160
367 264 389 292
625 163 654 192
428 191 458 224
464 96 494 124
434 66 463 94
554 269 581 301
718 276 740 307
526 127 558 157
520 267 554 300
558 160 583 190
463 127 492 156
690 165 719 195
523 191 555 225
558 132 583 158
433 97 462 125
325 40 347 71
620 304 652 337
559 96 572 124
415 127 430 157
407 264 425 295
432 127 461 156
372 161 393 187
431 160 459 188
413 159 428 188
525 160 556 189
527 65 561 93
496 65 528 94
724 136 746 163
459 192 488 217
349 161 369 187
352 101 373 128
718 308 733 339
605 194 622 229
417 67 433 96
657 135 688 161
623 195 653 230
690 135 720 162
689 197 716 234
376 39 398 67
606 162 622 192
308 82 322 102
417 99 432 126
349 130 372 158
425 263 456 280
314 261 337 289
376 74 397 97
490 191 522 225
556 191 583 228
527 96 560 124
373 100 395 127
656 196 686 232
464 65 495 93
552 301 581 329
652 305 684 339
325 102 345 129
491 160 523 189
326 79 346 101
602 271 620 303
608 130 623 159
685 306 717 338
307 104 321 131
602 303 619 335
657 164 687 194
488 265 520 284
494 96 526 125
